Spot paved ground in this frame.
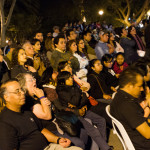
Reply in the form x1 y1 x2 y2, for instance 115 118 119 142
108 129 124 150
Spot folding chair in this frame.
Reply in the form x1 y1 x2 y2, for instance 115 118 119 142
106 105 135 150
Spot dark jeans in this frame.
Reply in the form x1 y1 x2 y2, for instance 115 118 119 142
79 110 110 150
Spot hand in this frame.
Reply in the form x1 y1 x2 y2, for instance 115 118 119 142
59 138 71 148
103 94 112 100
27 66 36 72
41 98 51 106
80 86 88 92
33 88 45 99
111 86 117 92
68 103 76 108
79 105 87 116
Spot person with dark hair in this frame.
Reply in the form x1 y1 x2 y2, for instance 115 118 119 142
101 54 118 88
50 35 73 71
83 30 97 60
10 48 36 79
0 79 82 150
87 59 113 100
30 39 46 76
128 26 145 51
110 67 150 150
66 29 77 41
76 38 89 60
119 27 139 64
56 71 113 150
108 32 124 53
58 61 90 92
113 52 128 75
53 26 60 38
66 40 80 74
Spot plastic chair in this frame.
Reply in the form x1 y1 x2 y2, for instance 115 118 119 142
106 105 135 150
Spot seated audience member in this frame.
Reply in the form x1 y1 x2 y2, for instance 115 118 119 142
110 67 150 150
101 54 118 88
34 32 51 68
16 73 86 149
58 61 90 92
53 26 60 38
45 36 55 61
66 29 77 41
113 52 128 75
56 71 113 150
76 38 90 60
87 59 113 100
95 30 114 60
66 40 80 74
119 27 139 64
31 39 46 76
67 40 89 79
10 47 36 78
51 35 76 71
0 79 82 150
83 30 97 60
108 32 124 53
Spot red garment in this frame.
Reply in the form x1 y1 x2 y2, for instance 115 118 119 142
113 61 128 74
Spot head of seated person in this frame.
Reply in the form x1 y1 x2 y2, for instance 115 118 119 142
16 73 36 97
11 47 27 67
101 54 113 70
54 35 66 52
66 40 77 54
88 59 103 75
66 29 77 41
58 61 73 75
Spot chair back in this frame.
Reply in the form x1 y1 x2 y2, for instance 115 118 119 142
106 105 135 150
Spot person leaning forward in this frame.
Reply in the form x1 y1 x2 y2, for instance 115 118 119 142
110 67 150 150
0 79 82 150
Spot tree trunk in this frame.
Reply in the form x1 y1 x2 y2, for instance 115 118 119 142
1 25 6 47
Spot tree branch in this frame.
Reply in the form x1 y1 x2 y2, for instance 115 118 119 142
0 0 5 26
5 0 16 28
125 0 130 20
136 0 150 24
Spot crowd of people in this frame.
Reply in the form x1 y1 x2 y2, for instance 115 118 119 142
0 19 150 150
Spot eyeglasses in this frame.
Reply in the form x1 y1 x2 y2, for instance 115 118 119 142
26 77 36 82
79 42 84 44
9 88 24 95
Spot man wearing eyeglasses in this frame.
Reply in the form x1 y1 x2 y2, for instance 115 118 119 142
0 79 82 150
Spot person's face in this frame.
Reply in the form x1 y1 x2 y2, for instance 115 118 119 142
116 54 124 66
18 49 27 65
69 31 77 40
92 60 103 74
55 28 60 33
33 41 41 51
24 43 34 56
130 27 136 36
65 76 73 86
4 81 25 108
35 33 43 42
70 42 77 53
101 34 109 43
84 33 92 42
78 40 85 49
122 28 128 37
25 74 36 96
129 75 144 98
62 63 72 74
110 33 115 41
104 59 113 68
55 38 66 51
